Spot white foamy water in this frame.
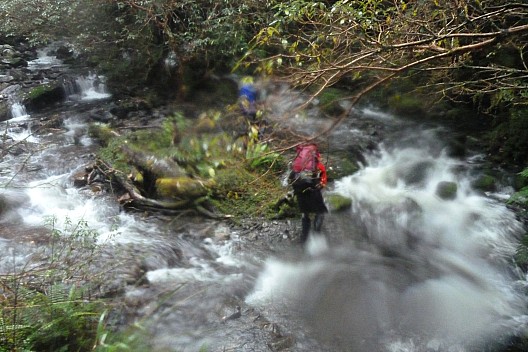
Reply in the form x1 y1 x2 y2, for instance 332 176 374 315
75 73 111 101
27 48 66 71
247 133 527 351
15 174 163 244
10 102 30 120
5 124 39 143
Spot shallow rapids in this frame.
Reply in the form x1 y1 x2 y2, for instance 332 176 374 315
0 70 527 351
247 125 527 351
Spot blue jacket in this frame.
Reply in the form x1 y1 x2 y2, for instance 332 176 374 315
239 84 257 104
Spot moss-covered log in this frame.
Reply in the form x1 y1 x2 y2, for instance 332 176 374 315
156 177 214 199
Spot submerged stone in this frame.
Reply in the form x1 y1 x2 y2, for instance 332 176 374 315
326 193 352 212
436 181 457 200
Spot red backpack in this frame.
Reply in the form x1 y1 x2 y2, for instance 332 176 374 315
292 144 319 173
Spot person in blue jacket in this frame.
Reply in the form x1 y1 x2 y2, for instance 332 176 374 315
238 76 258 121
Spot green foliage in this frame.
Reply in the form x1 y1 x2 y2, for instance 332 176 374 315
0 217 110 352
96 132 131 174
27 85 52 99
315 87 348 116
515 232 528 270
1 0 272 97
487 108 528 165
211 165 286 220
95 111 288 219
245 134 283 171
508 187 528 208
95 315 151 352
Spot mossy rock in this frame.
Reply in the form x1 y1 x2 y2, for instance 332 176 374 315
0 101 10 122
24 83 66 112
513 174 528 192
327 153 360 180
211 166 285 220
326 193 352 212
316 87 348 116
387 93 425 116
87 123 116 146
471 174 497 192
436 181 457 200
508 187 528 208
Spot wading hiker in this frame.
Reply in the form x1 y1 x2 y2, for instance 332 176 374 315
288 143 328 243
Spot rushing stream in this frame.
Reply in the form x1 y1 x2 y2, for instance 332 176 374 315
1 51 527 352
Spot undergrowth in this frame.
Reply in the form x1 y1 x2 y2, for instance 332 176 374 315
0 216 112 352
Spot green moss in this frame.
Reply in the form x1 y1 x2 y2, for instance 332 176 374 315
471 174 496 192
316 87 349 116
326 193 352 212
211 165 286 221
27 84 53 99
327 157 359 180
515 232 528 270
387 93 424 116
87 123 115 146
508 187 528 208
97 136 131 174
436 181 458 200
96 112 289 221
486 108 528 165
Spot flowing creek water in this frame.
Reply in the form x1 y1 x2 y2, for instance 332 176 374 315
0 52 527 352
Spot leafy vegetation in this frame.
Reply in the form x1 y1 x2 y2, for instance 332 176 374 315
93 110 288 220
0 217 110 351
241 0 528 163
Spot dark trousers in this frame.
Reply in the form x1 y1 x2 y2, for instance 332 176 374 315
293 186 327 243
301 212 325 243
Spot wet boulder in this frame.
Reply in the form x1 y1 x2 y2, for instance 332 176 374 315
400 160 433 186
0 44 27 68
24 83 66 112
0 100 10 122
0 190 29 219
54 45 75 62
436 181 457 200
326 193 352 212
471 174 497 192
0 74 15 84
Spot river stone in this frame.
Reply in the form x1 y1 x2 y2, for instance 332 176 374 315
471 174 497 192
0 101 10 122
0 75 14 83
401 160 433 186
24 83 66 112
55 45 74 60
326 193 352 212
0 190 29 216
436 181 457 200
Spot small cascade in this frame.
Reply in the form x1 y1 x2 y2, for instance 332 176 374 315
10 102 29 121
64 73 111 101
27 47 67 71
1 84 30 121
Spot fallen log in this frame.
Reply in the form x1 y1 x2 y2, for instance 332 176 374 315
94 159 225 218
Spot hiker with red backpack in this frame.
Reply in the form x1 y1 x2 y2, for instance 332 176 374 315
288 143 328 243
